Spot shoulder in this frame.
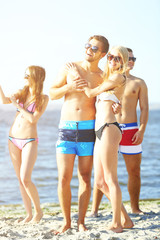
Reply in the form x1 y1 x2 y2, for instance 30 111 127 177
130 75 148 88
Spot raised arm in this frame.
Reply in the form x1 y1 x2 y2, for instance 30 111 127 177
0 85 12 104
10 95 49 124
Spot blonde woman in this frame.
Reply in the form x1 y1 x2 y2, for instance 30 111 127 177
0 66 49 223
84 46 133 233
66 46 133 232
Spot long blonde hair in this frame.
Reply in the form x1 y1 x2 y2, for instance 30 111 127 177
103 46 128 81
16 66 46 111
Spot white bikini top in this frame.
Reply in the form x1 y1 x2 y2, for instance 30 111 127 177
98 91 120 103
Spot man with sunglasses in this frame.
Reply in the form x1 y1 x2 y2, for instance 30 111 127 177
117 48 148 213
49 35 110 234
90 48 149 216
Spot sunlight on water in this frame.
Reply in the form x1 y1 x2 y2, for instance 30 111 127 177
0 108 160 204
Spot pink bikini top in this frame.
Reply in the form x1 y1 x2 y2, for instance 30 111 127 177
17 102 36 113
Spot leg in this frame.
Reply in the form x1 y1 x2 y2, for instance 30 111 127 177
94 134 133 231
77 155 93 231
8 140 33 223
90 185 103 217
53 153 75 234
90 139 104 217
123 153 142 213
96 126 133 232
21 141 43 223
101 126 123 232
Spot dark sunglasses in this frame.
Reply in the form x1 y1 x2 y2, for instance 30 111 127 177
129 57 136 62
24 73 30 79
107 54 121 62
85 43 99 53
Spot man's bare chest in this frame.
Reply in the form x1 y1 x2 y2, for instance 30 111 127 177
124 80 140 97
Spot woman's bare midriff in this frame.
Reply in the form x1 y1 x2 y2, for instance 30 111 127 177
9 113 38 138
95 101 117 130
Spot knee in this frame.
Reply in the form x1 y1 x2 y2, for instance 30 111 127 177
79 173 91 187
128 166 141 178
58 175 71 189
21 176 31 188
95 178 105 191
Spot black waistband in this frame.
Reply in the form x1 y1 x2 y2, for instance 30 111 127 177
58 128 96 142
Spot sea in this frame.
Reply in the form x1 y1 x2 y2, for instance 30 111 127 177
0 103 160 205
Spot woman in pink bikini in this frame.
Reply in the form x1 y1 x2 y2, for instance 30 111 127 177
0 65 49 223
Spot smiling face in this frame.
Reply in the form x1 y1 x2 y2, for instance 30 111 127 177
127 51 135 70
107 48 123 71
85 38 106 62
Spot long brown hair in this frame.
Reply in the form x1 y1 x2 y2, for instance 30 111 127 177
16 66 46 111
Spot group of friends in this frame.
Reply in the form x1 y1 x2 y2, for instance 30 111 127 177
0 35 149 234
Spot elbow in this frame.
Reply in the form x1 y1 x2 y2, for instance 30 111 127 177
1 99 10 104
49 89 57 100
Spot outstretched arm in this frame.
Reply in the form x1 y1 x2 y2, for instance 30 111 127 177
0 85 12 104
84 74 121 98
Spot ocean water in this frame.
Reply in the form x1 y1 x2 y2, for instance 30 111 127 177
0 105 160 205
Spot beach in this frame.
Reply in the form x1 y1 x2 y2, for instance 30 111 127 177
0 199 160 240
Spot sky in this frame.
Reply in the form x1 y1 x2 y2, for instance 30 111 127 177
0 0 160 107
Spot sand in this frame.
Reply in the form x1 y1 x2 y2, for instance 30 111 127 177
0 199 160 240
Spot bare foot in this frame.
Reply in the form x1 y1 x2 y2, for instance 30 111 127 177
19 215 33 224
108 223 123 233
15 217 24 223
31 210 43 223
132 208 144 214
78 223 88 232
88 212 98 218
121 217 134 229
51 223 71 235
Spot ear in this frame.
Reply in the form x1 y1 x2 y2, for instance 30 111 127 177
101 52 106 59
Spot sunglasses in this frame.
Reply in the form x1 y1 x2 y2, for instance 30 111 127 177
85 43 99 53
107 54 121 62
24 74 30 79
129 57 136 62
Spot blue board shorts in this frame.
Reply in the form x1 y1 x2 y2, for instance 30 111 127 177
56 120 95 156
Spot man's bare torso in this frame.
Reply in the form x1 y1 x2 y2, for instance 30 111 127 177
117 75 145 123
61 61 103 121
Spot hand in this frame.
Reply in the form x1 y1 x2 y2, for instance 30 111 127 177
10 95 21 110
112 102 122 114
132 130 143 144
65 62 81 78
10 95 18 106
69 78 88 92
